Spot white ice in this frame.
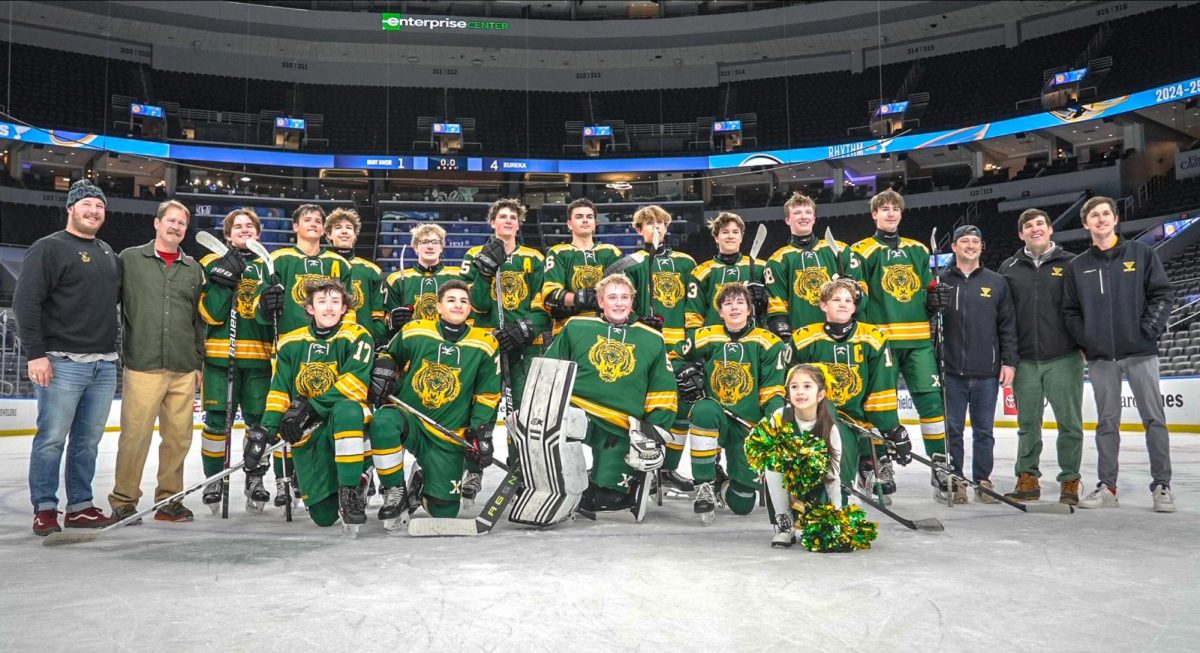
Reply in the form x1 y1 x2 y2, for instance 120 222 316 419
0 428 1197 652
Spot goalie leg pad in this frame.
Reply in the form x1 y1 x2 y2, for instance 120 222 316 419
508 357 586 527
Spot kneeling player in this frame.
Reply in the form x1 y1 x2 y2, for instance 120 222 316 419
369 280 501 520
244 280 404 534
674 283 786 524
544 273 678 515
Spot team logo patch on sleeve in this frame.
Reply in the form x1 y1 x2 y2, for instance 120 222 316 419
881 265 920 302
588 336 636 382
411 359 463 409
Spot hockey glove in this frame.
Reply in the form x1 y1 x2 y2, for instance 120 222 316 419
243 424 276 473
495 318 536 353
925 281 952 315
674 361 706 404
388 305 415 333
543 289 575 320
637 314 664 332
765 315 792 342
882 425 912 465
472 237 508 279
747 281 769 316
260 283 286 321
280 398 318 444
465 425 495 468
207 249 246 289
573 287 599 312
368 354 398 408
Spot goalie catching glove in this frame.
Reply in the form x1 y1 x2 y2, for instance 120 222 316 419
626 418 666 472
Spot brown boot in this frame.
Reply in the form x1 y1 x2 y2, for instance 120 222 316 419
1004 472 1041 502
953 480 969 505
975 479 1000 504
1060 479 1082 506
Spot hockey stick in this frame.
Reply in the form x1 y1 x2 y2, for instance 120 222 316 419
824 226 844 277
244 238 295 523
406 466 523 537
842 483 945 532
603 253 641 278
43 440 290 547
927 227 955 509
195 231 238 518
905 450 1075 514
384 394 510 473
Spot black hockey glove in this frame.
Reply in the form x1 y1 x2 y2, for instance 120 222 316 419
260 283 286 321
747 281 769 316
368 354 398 408
637 314 664 333
543 289 575 320
674 361 706 404
573 287 599 312
925 281 952 315
388 305 415 333
207 249 246 289
495 318 536 353
243 424 277 473
472 237 508 279
765 315 792 342
465 425 495 468
280 398 318 444
882 425 912 465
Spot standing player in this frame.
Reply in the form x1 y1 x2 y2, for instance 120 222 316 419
257 204 352 335
542 198 622 335
369 280 501 518
243 279 404 533
383 223 460 335
325 208 387 342
675 284 786 524
842 190 948 501
621 205 698 492
543 273 678 513
684 211 768 330
791 279 907 499
764 193 844 341
197 209 275 511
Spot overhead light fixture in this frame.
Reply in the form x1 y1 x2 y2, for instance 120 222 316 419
241 176 251 182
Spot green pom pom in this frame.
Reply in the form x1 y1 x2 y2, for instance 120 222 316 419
798 504 878 553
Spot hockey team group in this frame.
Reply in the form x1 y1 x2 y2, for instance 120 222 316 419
17 179 1179 551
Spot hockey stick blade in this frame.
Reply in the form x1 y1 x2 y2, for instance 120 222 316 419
604 254 641 278
845 484 944 532
407 467 522 537
195 230 229 257
748 223 768 261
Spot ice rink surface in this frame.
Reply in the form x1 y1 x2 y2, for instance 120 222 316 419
0 427 1197 652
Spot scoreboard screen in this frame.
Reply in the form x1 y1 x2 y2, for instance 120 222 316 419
432 123 463 134
275 116 306 130
583 125 613 137
429 156 467 171
713 120 742 133
876 101 909 115
1049 68 1088 87
131 103 164 118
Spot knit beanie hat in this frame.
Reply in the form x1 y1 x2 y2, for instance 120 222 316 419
66 179 107 208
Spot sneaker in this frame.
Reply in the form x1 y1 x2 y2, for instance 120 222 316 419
111 503 142 526
154 501 195 522
1077 483 1119 509
1059 479 1081 506
33 510 62 536
771 512 796 549
975 479 999 504
1152 484 1176 513
65 506 120 529
1005 472 1041 502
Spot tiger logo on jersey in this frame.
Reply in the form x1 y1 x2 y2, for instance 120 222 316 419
349 280 365 310
711 360 753 405
794 267 832 305
653 271 685 309
492 271 529 311
296 361 338 398
824 363 863 406
881 265 920 303
411 359 462 409
236 278 258 319
414 292 439 321
571 265 604 293
291 273 331 303
588 336 636 383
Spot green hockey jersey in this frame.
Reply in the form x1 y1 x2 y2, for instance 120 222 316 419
790 321 899 431
383 264 461 323
198 251 273 369
257 247 352 335
765 238 844 330
461 244 551 343
543 316 678 434
685 255 767 330
346 255 386 343
622 249 697 346
385 319 501 448
543 241 623 333
674 325 786 423
841 235 933 348
262 320 374 431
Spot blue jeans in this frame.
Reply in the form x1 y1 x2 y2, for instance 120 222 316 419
28 357 118 512
944 374 999 482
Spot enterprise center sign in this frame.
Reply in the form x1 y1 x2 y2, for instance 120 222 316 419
381 13 510 31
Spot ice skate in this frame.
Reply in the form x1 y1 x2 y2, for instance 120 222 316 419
460 471 482 509
202 481 223 515
377 484 409 532
274 476 301 511
694 481 716 525
652 470 695 498
406 469 425 515
930 453 952 505
339 486 367 538
771 512 795 549
244 474 270 513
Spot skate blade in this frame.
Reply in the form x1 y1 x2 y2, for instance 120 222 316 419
341 522 361 538
771 537 795 549
699 511 716 526
245 500 266 514
382 514 410 533
207 503 221 516
461 497 476 510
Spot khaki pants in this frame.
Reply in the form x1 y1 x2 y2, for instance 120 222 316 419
109 369 197 508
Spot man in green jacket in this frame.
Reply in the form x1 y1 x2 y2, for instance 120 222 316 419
109 200 206 523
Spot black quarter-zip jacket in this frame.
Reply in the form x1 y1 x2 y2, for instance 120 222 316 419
1061 237 1173 361
999 244 1079 361
937 264 1019 377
